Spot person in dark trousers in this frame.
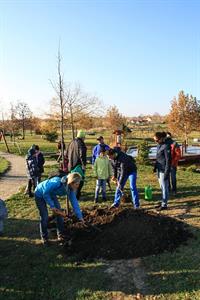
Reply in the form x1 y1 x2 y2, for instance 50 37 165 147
25 148 39 197
108 148 140 209
35 145 45 183
153 132 171 210
66 130 87 199
34 173 84 245
165 132 181 195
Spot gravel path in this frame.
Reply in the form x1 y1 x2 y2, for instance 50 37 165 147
0 152 27 199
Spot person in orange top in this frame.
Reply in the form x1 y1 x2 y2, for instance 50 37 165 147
165 132 181 195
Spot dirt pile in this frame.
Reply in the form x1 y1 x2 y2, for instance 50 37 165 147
54 206 193 260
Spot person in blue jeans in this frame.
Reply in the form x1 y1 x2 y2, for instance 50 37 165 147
93 146 112 202
34 173 84 245
108 148 140 209
153 132 171 210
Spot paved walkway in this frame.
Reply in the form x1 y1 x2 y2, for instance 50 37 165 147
0 152 27 199
0 152 57 199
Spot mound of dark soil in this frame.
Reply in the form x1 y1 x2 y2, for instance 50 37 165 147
57 207 193 260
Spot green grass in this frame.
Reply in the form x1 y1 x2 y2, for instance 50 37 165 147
0 156 10 175
2 142 200 298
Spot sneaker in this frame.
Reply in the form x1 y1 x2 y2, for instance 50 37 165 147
57 237 65 246
94 198 98 203
57 235 65 242
110 203 118 209
157 206 168 211
102 198 107 201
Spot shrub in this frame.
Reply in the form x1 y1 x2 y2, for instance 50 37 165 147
136 140 149 165
43 131 58 142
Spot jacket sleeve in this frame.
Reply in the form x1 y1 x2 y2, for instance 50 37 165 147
164 146 171 176
40 153 45 166
111 160 117 178
108 160 113 177
93 159 98 177
92 146 97 165
68 189 83 219
78 140 87 167
175 145 181 161
118 162 128 189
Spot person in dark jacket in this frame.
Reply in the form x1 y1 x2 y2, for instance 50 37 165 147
108 148 140 209
34 173 84 245
153 132 171 210
35 145 45 183
25 148 39 197
66 130 87 199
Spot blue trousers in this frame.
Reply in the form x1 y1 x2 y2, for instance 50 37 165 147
95 179 107 199
35 196 64 240
157 172 169 207
114 172 140 208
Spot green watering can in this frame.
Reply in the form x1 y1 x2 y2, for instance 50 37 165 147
144 185 153 201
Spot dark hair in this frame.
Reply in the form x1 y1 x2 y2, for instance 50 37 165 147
166 132 172 137
108 148 116 156
161 132 167 138
35 145 39 151
154 132 163 140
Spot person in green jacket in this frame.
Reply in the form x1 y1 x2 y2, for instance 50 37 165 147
93 146 112 203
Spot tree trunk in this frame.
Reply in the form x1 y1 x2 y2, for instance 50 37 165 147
22 119 25 139
70 105 75 139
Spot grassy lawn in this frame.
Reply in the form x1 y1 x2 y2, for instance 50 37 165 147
1 143 200 298
0 156 10 175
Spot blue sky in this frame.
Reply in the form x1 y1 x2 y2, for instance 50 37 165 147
0 0 200 117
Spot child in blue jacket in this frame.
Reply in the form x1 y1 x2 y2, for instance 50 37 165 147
34 172 84 245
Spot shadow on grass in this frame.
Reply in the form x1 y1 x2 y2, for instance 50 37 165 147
145 232 200 297
0 238 115 300
0 218 136 300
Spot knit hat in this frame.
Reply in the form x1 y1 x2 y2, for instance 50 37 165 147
77 130 86 139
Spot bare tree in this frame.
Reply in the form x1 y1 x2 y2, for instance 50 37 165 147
14 101 32 139
50 51 102 141
50 48 66 166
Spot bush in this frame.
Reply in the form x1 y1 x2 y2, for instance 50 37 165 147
43 131 58 142
136 140 149 165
